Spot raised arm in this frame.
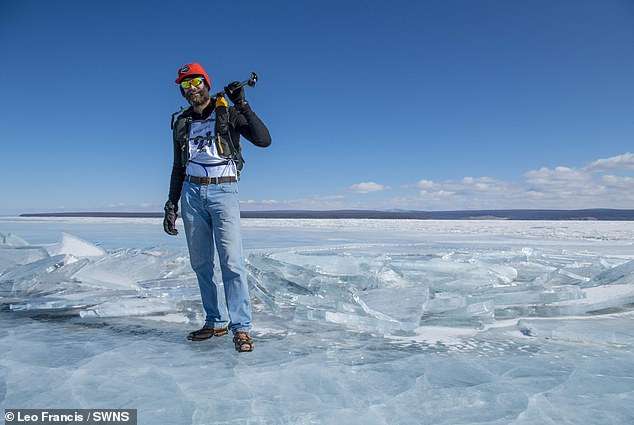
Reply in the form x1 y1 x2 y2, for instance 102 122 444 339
224 80 271 147
230 103 272 147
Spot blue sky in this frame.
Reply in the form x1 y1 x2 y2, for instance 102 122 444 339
1 0 633 214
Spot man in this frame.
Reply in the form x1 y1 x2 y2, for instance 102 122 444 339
163 63 271 352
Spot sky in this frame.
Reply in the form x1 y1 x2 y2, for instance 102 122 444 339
1 0 633 214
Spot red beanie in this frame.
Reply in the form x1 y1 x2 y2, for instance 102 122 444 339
175 63 211 88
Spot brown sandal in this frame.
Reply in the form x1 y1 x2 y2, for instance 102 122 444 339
187 326 228 341
233 332 254 352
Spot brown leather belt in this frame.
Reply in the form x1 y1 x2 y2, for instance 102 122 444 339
185 175 238 185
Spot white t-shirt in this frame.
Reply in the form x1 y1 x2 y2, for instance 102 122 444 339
185 111 237 178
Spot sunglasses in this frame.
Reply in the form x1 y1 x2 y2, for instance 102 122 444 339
180 77 206 89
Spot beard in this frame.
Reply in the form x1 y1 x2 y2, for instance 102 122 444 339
185 88 211 107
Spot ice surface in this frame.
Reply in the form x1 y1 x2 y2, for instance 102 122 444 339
0 232 29 247
0 254 88 296
43 232 107 257
0 245 49 272
0 218 633 424
588 259 634 286
78 297 180 318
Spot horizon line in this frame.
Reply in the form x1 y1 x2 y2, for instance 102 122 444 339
11 208 634 221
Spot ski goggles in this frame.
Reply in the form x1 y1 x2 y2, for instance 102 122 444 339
180 77 206 89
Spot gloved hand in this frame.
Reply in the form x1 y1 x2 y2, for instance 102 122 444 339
224 81 246 106
163 200 179 236
215 95 229 108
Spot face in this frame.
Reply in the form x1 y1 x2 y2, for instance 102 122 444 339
181 76 210 107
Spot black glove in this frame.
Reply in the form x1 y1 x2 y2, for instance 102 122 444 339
224 81 246 106
163 200 179 236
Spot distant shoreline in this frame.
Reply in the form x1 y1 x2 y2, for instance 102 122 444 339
17 209 634 221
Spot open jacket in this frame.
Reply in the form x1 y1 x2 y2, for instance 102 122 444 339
168 102 271 206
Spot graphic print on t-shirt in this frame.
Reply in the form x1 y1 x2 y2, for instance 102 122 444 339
188 117 218 160
185 112 237 178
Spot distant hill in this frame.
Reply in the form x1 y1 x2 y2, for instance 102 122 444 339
19 209 634 220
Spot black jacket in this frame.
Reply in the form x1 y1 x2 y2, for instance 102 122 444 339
168 101 271 205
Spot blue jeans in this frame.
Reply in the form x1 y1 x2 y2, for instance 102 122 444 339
180 180 252 333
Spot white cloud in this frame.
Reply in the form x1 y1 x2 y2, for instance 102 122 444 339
417 176 516 201
98 202 161 212
241 199 279 205
459 176 509 193
316 195 346 201
349 182 387 193
417 179 436 190
585 152 634 171
524 166 589 184
239 194 351 210
602 174 634 188
410 152 634 209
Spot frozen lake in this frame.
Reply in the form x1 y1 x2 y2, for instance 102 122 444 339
1 217 634 424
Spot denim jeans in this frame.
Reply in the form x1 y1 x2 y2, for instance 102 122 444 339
180 180 252 333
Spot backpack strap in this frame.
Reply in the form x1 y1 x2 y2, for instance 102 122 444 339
214 99 242 176
170 106 191 130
